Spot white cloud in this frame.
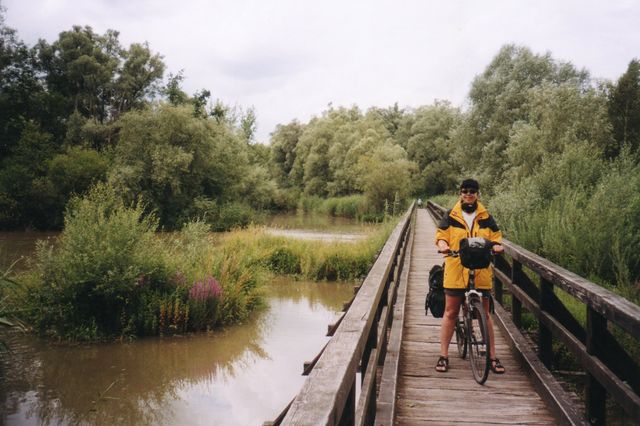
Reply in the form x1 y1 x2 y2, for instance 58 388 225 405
4 0 640 141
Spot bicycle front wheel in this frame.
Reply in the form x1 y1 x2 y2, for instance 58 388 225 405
468 297 490 384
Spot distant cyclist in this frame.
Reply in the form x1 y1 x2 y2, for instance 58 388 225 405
434 179 505 374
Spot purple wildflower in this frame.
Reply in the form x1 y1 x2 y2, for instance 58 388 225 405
188 276 222 302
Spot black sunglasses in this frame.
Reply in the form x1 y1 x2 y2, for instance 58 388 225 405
460 188 478 195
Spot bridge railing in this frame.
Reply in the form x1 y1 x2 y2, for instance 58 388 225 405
427 200 640 425
268 203 416 425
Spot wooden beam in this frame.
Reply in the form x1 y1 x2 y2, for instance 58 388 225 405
376 210 415 425
281 204 415 425
493 302 585 425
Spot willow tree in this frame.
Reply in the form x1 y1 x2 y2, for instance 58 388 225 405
110 104 251 228
608 59 640 158
456 44 589 191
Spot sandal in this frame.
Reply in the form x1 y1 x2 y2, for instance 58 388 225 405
435 356 449 372
490 358 505 374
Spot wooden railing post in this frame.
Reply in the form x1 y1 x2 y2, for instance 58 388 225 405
511 260 523 328
361 315 378 378
339 377 356 425
493 255 506 305
539 277 554 368
425 200 640 425
586 308 607 426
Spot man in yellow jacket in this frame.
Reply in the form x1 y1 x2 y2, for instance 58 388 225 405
434 179 505 374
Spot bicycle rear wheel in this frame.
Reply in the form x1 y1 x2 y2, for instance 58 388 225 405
455 314 467 359
468 297 490 384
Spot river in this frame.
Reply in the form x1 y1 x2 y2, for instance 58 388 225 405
0 215 369 425
1 278 354 425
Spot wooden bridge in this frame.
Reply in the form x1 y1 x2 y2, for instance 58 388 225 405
267 202 640 425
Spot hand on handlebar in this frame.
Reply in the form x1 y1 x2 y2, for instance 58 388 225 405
436 240 449 253
437 241 504 256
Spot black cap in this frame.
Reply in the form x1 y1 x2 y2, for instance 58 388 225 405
460 179 479 190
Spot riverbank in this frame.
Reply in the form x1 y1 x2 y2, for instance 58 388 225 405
2 185 394 341
1 278 354 425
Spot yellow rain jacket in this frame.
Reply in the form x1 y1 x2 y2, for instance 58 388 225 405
435 201 502 290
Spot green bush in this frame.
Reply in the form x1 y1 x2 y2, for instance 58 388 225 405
323 195 365 218
491 150 640 304
27 183 169 339
23 184 265 340
315 253 370 281
214 202 255 231
297 195 324 213
267 248 302 275
297 194 371 219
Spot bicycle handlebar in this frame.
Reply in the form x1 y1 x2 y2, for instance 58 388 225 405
437 245 500 257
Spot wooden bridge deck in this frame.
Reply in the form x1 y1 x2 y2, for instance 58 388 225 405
395 209 556 425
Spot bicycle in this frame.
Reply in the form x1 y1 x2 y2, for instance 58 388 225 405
439 237 496 385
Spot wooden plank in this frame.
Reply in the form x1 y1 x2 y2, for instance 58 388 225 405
282 204 414 425
428 200 640 338
393 207 559 425
502 240 640 337
496 265 640 420
492 301 585 425
375 209 415 425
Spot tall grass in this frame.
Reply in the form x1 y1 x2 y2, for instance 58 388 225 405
217 221 395 282
490 152 640 306
14 182 395 341
297 195 378 221
19 184 266 340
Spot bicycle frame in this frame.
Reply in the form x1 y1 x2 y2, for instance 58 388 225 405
442 248 492 384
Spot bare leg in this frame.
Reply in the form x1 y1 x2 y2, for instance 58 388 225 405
440 294 463 357
483 297 505 372
482 297 497 359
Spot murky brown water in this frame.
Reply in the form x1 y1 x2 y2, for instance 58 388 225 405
0 216 367 425
265 213 375 242
0 278 354 425
266 213 372 233
0 232 58 272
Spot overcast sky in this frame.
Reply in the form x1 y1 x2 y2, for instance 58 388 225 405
3 0 640 142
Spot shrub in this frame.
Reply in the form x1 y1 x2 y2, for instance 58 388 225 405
267 248 301 275
213 202 256 232
24 185 266 340
28 183 168 339
188 276 222 331
315 253 370 281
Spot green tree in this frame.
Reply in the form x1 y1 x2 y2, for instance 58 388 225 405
109 104 251 228
608 59 640 158
504 82 612 182
356 143 417 211
112 42 165 116
48 146 109 207
0 122 58 228
270 120 304 187
164 71 189 106
0 7 49 157
457 44 589 191
240 107 257 143
37 26 120 122
402 102 462 195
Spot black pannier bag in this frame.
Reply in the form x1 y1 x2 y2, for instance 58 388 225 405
459 237 493 270
425 263 445 317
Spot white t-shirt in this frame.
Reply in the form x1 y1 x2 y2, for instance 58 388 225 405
462 210 476 233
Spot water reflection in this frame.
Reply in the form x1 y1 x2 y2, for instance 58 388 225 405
266 212 370 233
1 280 354 425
